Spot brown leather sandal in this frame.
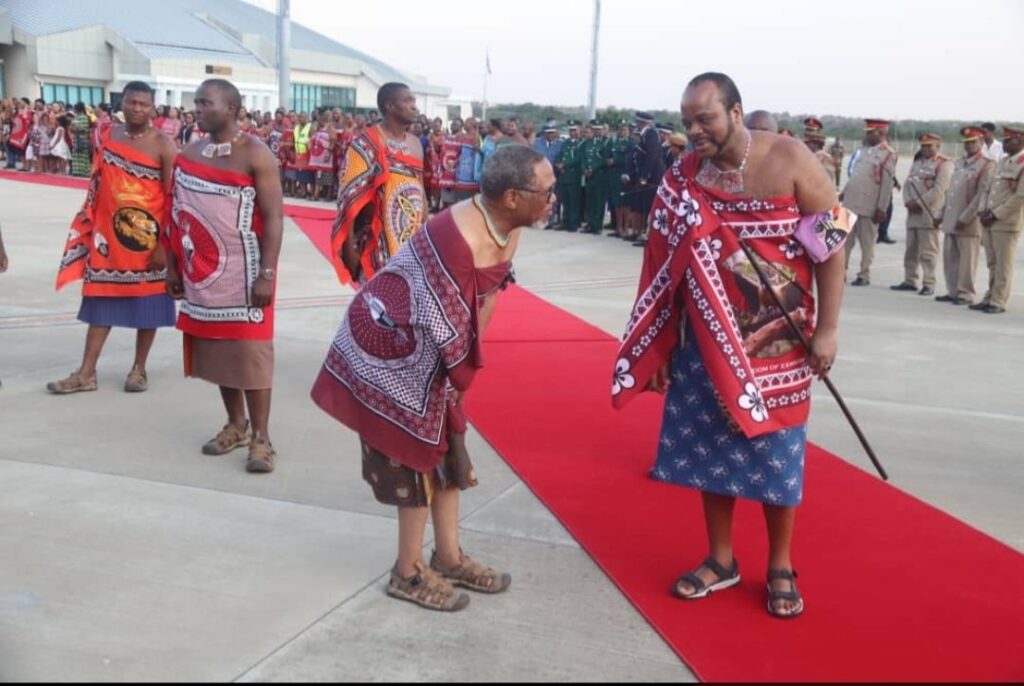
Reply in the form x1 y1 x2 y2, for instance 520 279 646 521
124 367 148 393
387 561 470 612
429 549 512 594
46 371 98 395
202 421 250 456
245 437 276 474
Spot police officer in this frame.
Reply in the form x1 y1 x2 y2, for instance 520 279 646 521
975 125 1024 313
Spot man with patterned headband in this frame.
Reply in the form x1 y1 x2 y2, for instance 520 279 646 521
332 83 425 285
614 72 848 619
839 118 898 285
890 133 952 296
975 125 1024 313
935 126 995 306
165 79 284 474
51 81 178 395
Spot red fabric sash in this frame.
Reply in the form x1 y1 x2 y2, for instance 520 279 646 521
329 126 425 285
311 210 485 471
613 153 822 438
168 157 273 340
55 131 168 297
9 112 32 150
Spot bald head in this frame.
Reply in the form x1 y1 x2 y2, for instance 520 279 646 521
744 110 778 134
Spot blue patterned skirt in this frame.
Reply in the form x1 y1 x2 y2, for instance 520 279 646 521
651 326 807 506
77 294 176 329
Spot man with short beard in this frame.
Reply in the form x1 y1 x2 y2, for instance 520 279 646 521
614 72 847 620
332 83 425 285
840 119 898 285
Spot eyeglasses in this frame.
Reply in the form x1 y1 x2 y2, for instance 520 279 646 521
513 184 557 201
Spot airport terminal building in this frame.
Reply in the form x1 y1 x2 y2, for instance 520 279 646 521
0 0 471 119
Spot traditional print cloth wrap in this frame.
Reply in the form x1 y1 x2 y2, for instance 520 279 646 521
612 152 849 438
168 156 273 340
330 126 425 285
308 128 334 172
56 131 168 297
439 136 481 192
311 210 505 473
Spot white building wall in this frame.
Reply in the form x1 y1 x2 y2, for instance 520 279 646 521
0 41 35 99
35 27 112 83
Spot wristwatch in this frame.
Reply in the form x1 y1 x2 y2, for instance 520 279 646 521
259 267 276 281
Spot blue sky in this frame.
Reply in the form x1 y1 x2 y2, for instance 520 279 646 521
249 0 1024 120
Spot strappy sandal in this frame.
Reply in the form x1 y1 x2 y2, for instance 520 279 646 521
124 367 148 393
201 421 250 456
245 437 276 474
672 556 740 600
46 371 98 395
429 549 511 594
387 561 470 612
766 568 804 619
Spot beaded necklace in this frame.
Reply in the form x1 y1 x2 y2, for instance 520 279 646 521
695 129 752 194
472 194 511 249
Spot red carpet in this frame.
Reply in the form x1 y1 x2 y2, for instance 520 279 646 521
469 286 1024 682
9 169 1023 681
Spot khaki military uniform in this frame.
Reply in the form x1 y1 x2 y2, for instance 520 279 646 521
815 150 838 187
901 154 952 288
842 142 898 282
978 151 1024 308
939 153 995 300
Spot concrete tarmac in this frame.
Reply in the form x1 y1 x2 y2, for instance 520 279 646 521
0 173 1020 681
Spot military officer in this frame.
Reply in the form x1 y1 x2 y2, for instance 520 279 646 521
829 137 846 188
581 120 608 233
802 118 837 186
889 134 953 296
840 118 898 286
555 120 583 231
974 126 1024 313
935 126 996 305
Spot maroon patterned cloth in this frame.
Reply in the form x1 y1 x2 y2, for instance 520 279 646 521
311 209 510 472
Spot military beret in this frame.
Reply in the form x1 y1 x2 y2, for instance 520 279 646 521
634 111 655 123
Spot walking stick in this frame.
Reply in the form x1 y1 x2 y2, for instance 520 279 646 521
908 181 940 227
737 239 890 481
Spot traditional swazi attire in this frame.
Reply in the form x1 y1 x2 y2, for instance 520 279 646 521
439 134 481 204
69 113 93 177
55 131 175 329
330 126 425 285
168 156 275 390
311 210 513 507
613 153 849 506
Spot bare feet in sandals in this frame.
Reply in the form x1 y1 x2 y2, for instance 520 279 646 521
672 556 740 600
766 568 804 618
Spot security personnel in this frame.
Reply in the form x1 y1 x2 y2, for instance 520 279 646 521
555 120 583 231
936 126 996 305
802 118 837 185
891 133 952 295
840 118 898 285
582 120 610 234
974 125 1024 313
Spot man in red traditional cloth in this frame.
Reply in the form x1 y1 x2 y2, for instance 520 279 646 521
6 98 33 170
312 145 555 612
165 79 284 474
614 73 847 619
332 83 425 285
50 82 178 395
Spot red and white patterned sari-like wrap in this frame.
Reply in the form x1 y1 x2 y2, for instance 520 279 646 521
167 156 273 341
612 152 849 438
311 211 485 473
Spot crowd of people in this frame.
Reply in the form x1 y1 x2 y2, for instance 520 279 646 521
1 71 1021 622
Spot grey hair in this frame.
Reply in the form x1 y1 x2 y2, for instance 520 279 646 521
480 144 546 200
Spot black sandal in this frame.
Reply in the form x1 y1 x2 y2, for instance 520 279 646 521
766 568 804 619
672 556 740 600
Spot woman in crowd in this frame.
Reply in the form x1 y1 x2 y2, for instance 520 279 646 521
69 103 93 176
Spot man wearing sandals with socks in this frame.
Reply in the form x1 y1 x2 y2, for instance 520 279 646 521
614 73 847 619
312 145 555 611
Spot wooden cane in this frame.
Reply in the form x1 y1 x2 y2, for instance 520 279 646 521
737 239 889 481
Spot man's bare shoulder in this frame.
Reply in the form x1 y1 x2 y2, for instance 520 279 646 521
407 132 424 160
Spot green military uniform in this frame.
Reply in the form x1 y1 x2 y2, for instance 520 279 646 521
556 121 583 230
582 122 609 233
608 130 632 211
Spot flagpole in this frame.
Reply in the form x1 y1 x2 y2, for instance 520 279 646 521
482 48 490 122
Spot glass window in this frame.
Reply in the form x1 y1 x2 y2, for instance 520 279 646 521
42 84 55 102
68 86 80 105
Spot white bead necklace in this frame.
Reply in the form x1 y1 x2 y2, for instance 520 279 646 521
696 129 752 194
